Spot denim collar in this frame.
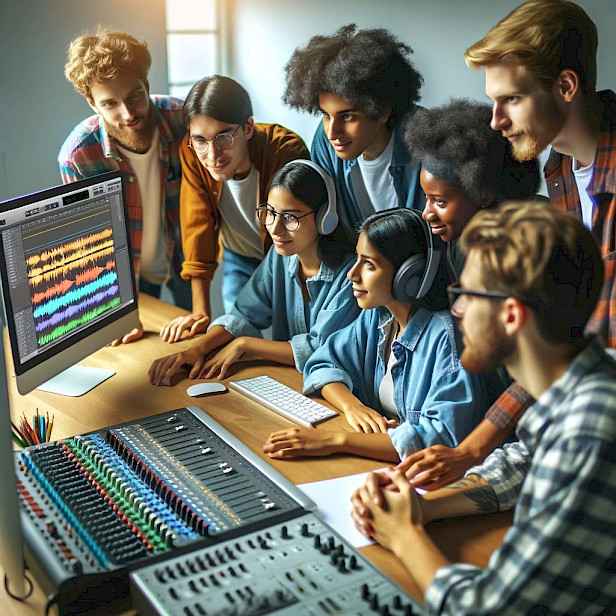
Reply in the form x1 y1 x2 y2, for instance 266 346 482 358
286 254 337 282
376 305 433 353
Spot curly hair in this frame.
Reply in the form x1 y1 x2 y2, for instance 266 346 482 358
404 98 540 206
461 201 603 345
65 28 151 99
283 24 423 129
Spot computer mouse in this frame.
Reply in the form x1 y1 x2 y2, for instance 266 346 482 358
186 382 228 397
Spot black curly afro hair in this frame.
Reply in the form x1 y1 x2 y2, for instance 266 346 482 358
404 98 541 205
283 24 423 129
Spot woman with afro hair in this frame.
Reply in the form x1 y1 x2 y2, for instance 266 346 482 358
397 98 544 492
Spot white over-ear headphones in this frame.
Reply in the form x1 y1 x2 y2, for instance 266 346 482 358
285 159 339 235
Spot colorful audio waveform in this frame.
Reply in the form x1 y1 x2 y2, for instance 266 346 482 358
25 225 121 348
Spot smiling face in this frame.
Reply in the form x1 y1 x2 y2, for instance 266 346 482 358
347 232 395 310
420 169 482 243
88 71 154 151
188 114 253 182
486 64 565 162
318 92 391 161
264 186 320 262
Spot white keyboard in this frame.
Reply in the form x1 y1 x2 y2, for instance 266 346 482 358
228 375 338 427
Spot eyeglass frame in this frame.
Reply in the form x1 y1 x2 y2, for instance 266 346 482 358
446 281 513 315
256 203 316 232
187 124 241 155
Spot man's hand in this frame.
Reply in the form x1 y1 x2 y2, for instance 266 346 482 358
160 312 210 343
199 337 251 380
148 345 206 385
350 470 395 538
341 403 398 434
108 320 144 346
397 444 472 490
262 428 341 459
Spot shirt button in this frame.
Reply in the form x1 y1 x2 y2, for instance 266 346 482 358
213 190 218 195
553 182 559 187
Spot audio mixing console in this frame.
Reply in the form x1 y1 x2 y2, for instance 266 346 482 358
15 407 311 614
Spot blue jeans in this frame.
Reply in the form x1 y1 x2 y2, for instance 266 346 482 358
139 270 192 311
222 248 261 313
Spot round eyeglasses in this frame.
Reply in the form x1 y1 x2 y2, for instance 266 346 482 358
256 204 315 232
188 125 241 155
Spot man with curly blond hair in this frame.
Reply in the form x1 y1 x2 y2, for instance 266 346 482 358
59 28 189 344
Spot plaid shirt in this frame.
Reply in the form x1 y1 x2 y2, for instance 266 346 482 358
545 89 616 349
425 337 616 615
58 96 186 282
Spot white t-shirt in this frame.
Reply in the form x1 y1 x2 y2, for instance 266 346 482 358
117 128 168 284
218 165 264 259
572 158 596 230
378 320 401 421
350 134 397 220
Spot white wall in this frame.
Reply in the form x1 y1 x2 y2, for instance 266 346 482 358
0 0 168 201
227 0 616 149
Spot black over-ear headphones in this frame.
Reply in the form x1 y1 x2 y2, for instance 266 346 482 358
286 159 339 235
391 208 446 302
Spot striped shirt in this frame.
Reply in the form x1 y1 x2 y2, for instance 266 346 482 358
58 96 186 282
425 337 616 615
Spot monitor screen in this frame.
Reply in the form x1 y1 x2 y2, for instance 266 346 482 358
0 171 138 394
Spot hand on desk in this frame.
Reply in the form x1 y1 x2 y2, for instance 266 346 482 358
108 320 144 346
199 338 252 380
148 346 206 385
397 444 470 491
350 469 424 547
160 312 210 343
263 427 340 458
342 404 398 434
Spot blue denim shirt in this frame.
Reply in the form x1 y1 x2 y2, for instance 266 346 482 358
303 307 494 458
310 111 424 236
211 249 359 372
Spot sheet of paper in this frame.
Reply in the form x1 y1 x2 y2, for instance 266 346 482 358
298 469 387 548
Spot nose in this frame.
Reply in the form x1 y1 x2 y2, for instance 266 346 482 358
490 102 510 131
325 116 341 141
422 200 436 222
347 259 360 282
270 212 286 235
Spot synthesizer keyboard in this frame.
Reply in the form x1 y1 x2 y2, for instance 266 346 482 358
229 375 338 427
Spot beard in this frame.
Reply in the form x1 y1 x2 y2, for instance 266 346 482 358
460 315 515 374
105 106 156 152
510 133 543 162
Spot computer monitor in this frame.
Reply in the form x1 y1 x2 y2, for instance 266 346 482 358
0 171 138 395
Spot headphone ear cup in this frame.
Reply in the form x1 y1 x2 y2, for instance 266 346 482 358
316 208 339 235
392 254 427 302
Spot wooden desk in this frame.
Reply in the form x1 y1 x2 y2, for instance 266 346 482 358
3 294 511 614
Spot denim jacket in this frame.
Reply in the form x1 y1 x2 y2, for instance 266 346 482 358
211 250 359 371
310 111 424 237
303 307 494 458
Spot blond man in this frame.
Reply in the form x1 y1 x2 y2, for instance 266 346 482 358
59 28 188 343
352 202 615 615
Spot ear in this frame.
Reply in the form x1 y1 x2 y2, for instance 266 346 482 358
86 98 98 114
143 78 150 95
500 297 527 336
379 104 393 125
243 116 255 140
555 69 580 103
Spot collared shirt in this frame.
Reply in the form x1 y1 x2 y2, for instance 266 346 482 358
210 250 359 372
58 96 186 282
310 112 425 238
303 307 496 458
545 89 616 349
425 338 616 615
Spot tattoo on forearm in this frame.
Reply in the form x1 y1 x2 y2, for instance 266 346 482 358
445 474 499 513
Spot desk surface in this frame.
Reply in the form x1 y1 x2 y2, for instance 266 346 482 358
3 294 511 615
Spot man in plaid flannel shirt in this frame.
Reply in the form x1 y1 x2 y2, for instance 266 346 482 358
58 28 188 344
352 202 615 615
400 0 616 491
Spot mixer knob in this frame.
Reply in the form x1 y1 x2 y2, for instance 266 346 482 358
280 525 291 539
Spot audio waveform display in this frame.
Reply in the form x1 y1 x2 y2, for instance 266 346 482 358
24 214 121 349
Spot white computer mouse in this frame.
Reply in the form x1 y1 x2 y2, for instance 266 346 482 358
186 382 228 397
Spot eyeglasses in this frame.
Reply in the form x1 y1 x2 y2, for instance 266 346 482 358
188 125 241 155
447 281 511 316
256 204 315 232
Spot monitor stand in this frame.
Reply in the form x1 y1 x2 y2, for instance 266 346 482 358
37 366 115 397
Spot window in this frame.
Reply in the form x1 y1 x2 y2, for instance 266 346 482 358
165 0 221 99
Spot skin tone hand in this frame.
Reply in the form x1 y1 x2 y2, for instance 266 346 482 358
396 444 473 491
342 403 398 433
109 320 144 346
199 337 253 379
148 344 208 385
263 428 342 459
350 470 397 538
160 312 210 343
